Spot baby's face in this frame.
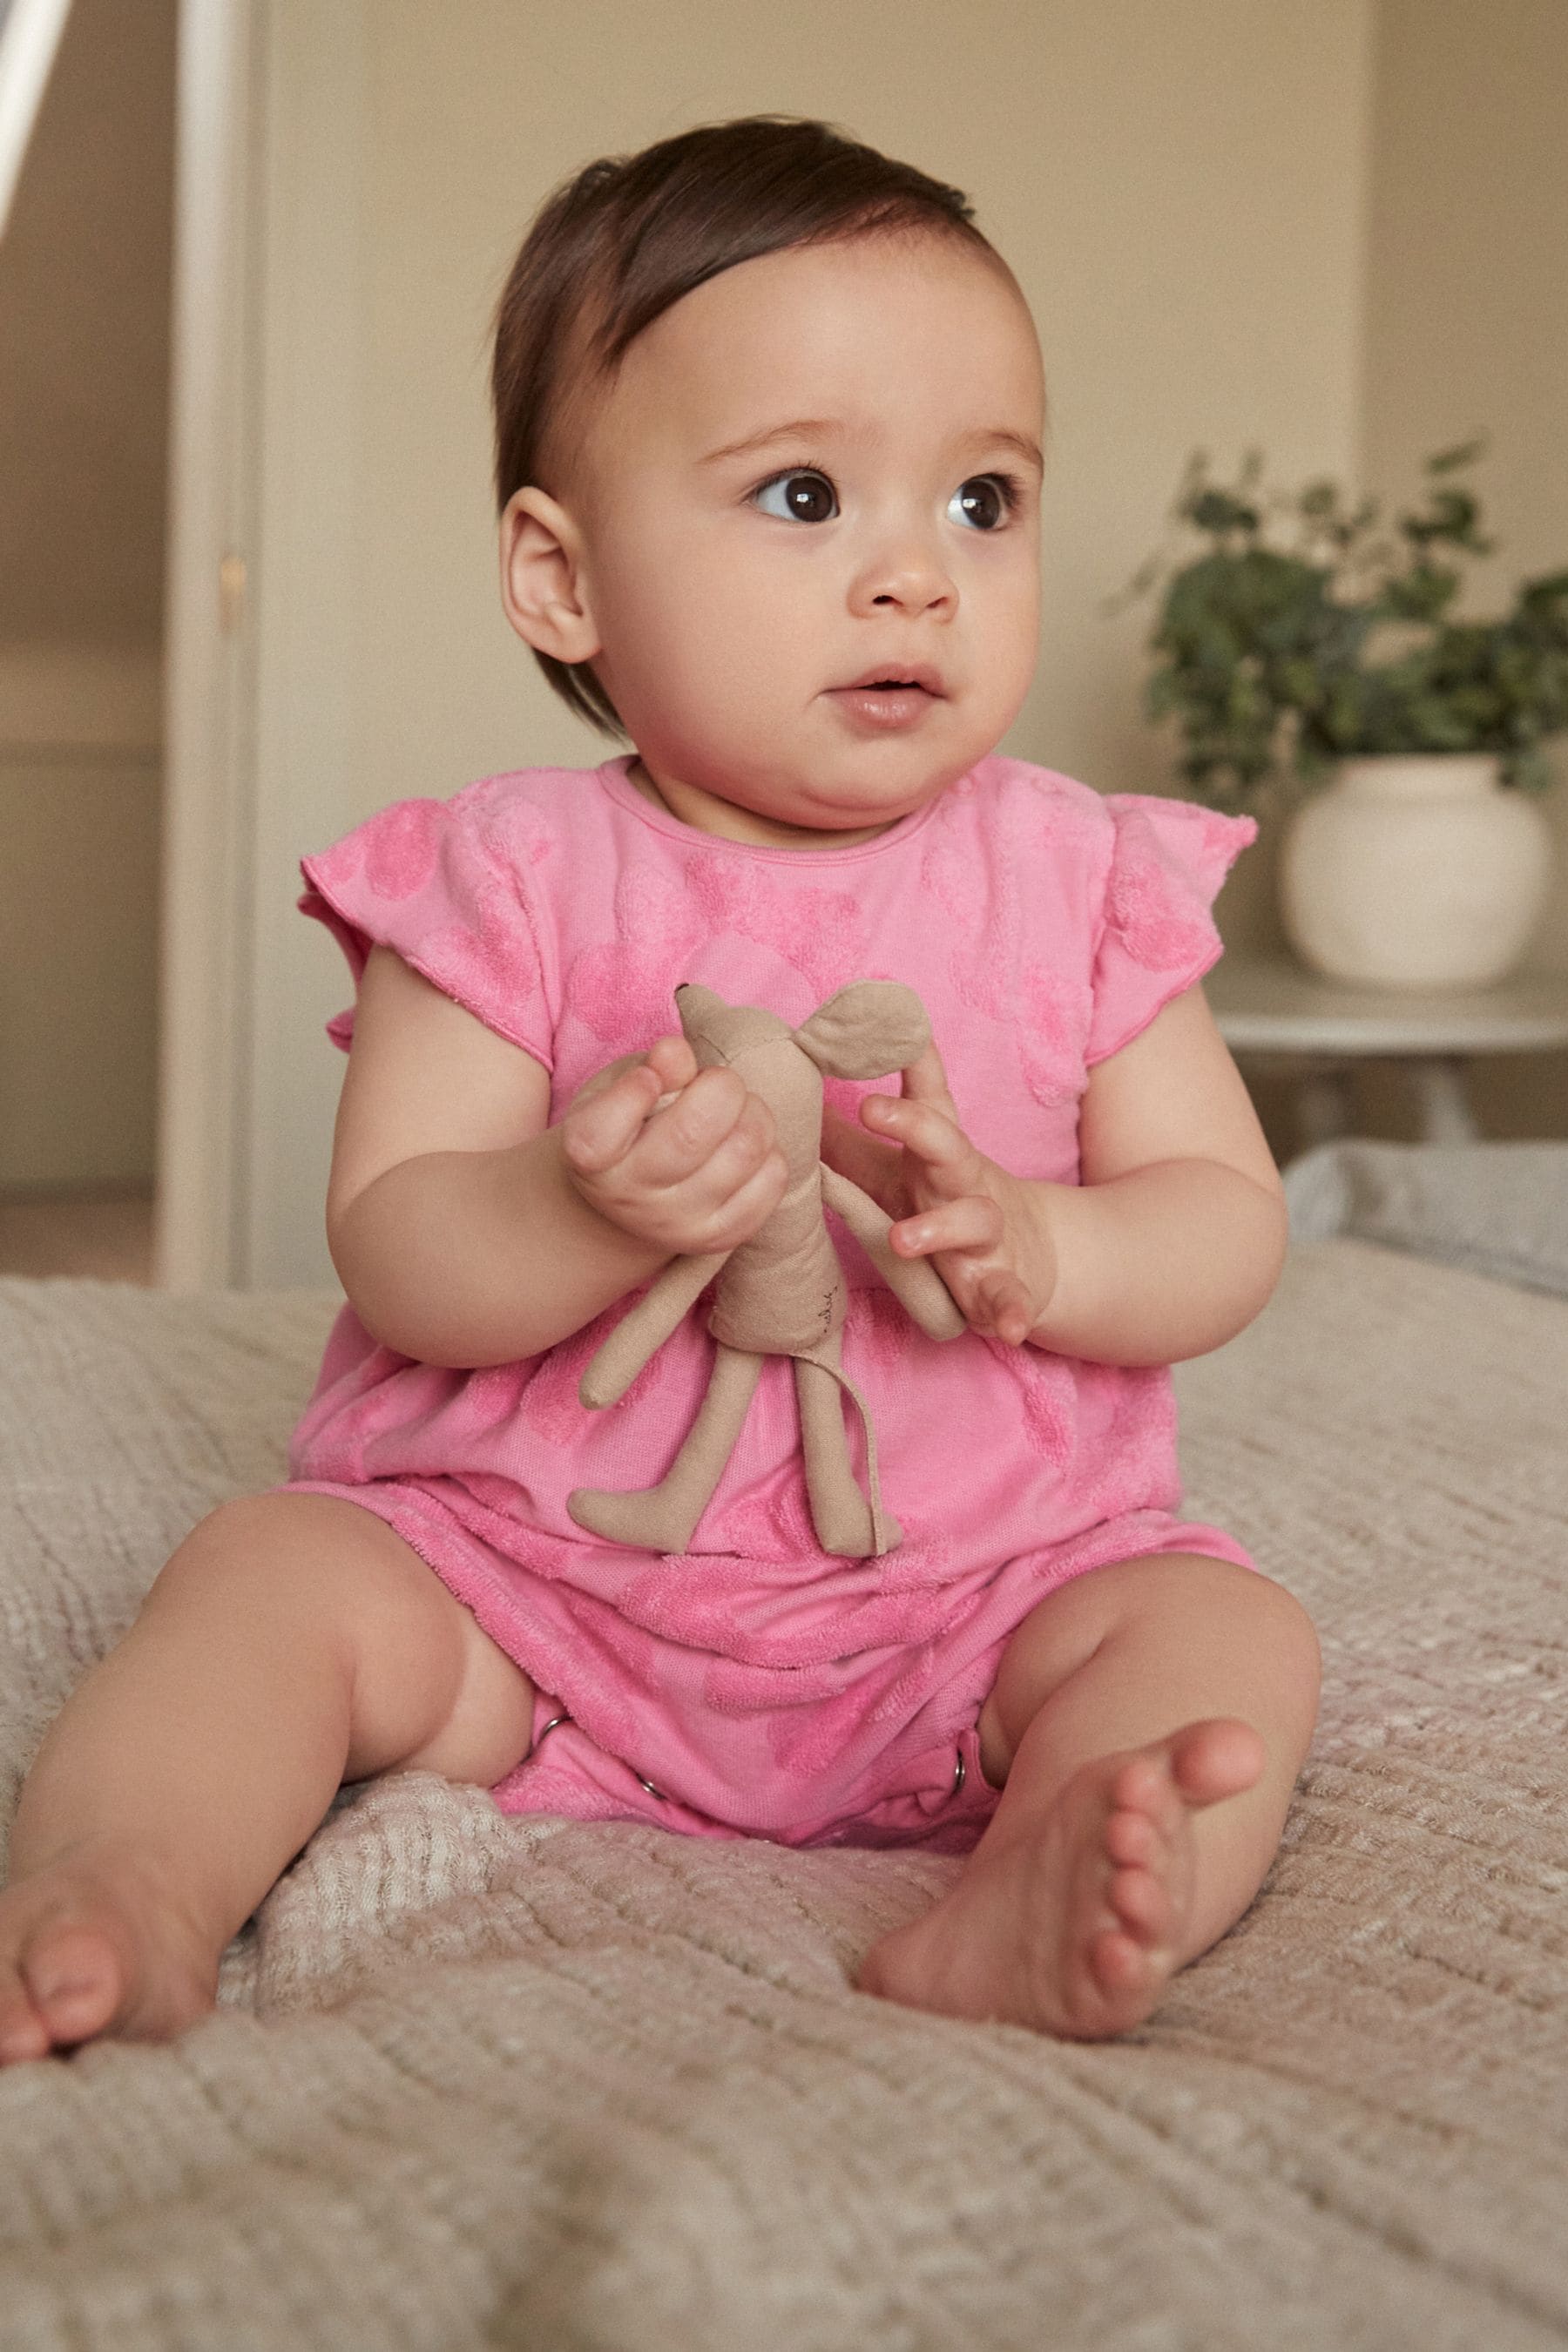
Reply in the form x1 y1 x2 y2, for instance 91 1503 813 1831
561 234 1044 844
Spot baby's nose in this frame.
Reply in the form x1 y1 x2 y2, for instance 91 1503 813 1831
850 537 956 618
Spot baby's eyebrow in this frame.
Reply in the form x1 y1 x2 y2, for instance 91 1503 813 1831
700 420 1044 472
700 419 840 465
975 429 1044 475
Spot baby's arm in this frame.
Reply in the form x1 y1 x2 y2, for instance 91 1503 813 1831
328 949 787 1367
842 984 1286 1366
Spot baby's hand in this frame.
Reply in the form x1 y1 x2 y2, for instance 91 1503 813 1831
824 1045 1056 1347
559 1035 788 1257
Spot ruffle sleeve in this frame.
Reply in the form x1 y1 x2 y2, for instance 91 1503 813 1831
298 793 552 1064
1084 794 1256 1066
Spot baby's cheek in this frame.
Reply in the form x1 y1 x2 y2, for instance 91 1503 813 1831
616 623 760 774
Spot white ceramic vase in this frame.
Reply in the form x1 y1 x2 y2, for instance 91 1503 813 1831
1278 754 1553 990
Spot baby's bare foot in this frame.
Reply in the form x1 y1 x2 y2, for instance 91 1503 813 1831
858 1719 1266 2039
0 1846 219 2064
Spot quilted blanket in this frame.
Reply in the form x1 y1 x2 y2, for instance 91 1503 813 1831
1 1240 1565 2349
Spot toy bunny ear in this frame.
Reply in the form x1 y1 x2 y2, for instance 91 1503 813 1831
794 982 932 1080
672 983 731 1051
674 983 792 1066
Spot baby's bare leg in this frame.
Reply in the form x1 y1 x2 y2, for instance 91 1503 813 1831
0 1493 534 2063
859 1553 1320 2038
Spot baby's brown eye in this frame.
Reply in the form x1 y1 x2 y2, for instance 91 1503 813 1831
949 476 1010 531
754 470 839 524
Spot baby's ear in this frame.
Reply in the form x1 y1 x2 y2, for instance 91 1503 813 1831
498 487 600 664
794 982 932 1080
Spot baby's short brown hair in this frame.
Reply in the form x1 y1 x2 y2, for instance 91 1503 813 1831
491 115 995 737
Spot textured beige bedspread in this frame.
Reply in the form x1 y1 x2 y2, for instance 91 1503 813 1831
1 1243 1565 2350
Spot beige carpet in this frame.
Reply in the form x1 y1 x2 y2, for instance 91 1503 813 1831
0 1244 1565 2349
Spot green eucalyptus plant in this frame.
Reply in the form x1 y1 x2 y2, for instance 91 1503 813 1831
1125 442 1568 811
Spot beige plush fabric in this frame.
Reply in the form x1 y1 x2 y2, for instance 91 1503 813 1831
1 1247 1565 2350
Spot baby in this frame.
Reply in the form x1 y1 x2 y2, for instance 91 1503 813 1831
0 116 1319 2062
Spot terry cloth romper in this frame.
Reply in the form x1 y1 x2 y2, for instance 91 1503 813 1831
277 753 1260 1854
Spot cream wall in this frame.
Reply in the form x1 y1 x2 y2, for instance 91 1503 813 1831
1360 0 1568 1141
248 0 1375 1284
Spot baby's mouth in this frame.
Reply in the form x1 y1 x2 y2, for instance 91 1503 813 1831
825 672 946 732
832 665 946 699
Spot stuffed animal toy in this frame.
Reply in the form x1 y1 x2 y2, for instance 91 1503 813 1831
566 981 966 1559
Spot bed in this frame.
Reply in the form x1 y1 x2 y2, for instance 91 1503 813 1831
2 1143 1565 2349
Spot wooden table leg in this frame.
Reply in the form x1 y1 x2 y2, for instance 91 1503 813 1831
1409 1055 1478 1145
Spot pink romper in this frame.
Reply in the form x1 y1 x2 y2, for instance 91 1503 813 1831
278 754 1259 1853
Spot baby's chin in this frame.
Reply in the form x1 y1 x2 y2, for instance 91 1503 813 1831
630 740 961 848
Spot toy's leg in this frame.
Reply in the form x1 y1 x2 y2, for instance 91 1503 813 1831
568 1344 765 1554
579 1250 730 1408
794 1343 902 1558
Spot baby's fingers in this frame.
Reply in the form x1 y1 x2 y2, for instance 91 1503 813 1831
973 1269 1037 1348
889 1193 1002 1260
898 1040 960 1113
862 1090 984 1195
631 1065 756 1187
644 1033 699 1095
561 1060 666 1175
563 1035 700 1175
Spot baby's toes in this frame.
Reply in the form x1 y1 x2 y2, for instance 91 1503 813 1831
1105 1749 1175 1835
1106 1861 1172 1944
0 1971 51 2065
23 1923 125 2047
1088 1924 1153 1996
1105 1803 1159 1869
1169 1717 1267 1806
0 1902 130 2063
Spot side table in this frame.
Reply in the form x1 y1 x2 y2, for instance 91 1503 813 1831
1204 956 1568 1146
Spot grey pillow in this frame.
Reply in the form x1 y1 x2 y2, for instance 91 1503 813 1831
1282 1139 1568 1298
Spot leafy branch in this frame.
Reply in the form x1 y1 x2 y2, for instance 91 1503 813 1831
1120 443 1568 809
